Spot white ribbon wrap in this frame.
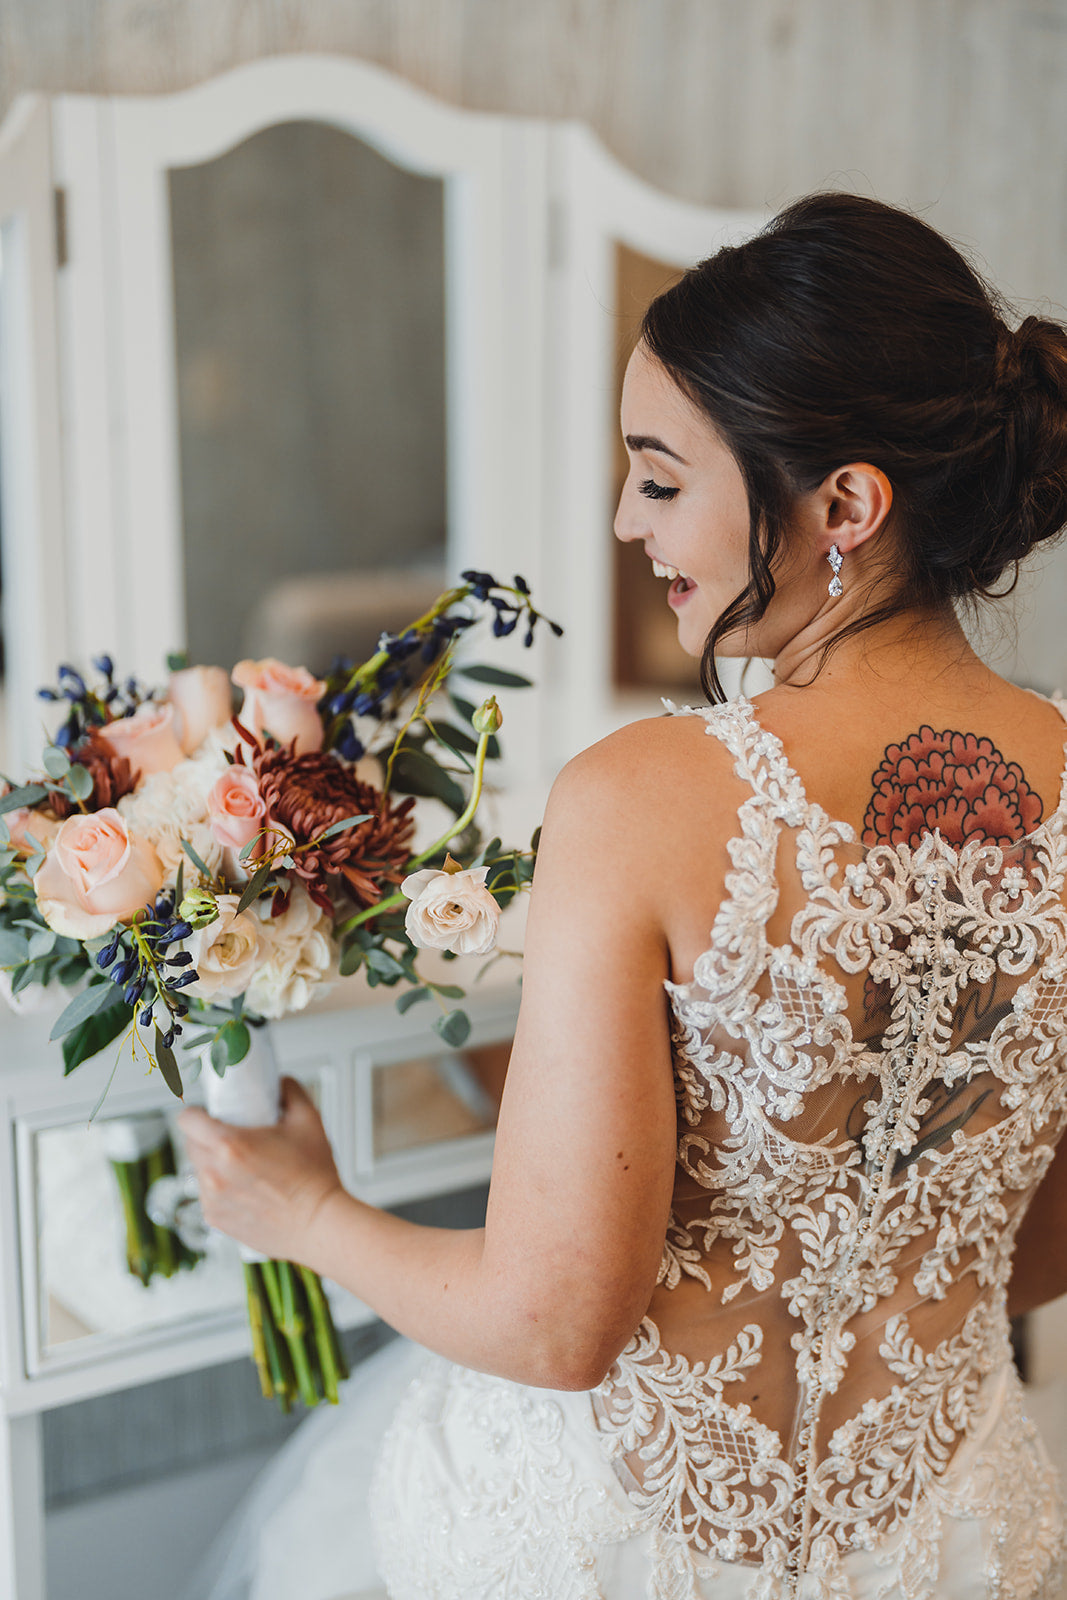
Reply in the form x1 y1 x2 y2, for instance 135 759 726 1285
202 1027 281 1262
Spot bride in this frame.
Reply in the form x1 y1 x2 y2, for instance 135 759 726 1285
181 191 1067 1600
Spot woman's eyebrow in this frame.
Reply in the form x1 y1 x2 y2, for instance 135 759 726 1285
624 433 690 466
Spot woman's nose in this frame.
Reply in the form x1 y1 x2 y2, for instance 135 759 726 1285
613 478 646 545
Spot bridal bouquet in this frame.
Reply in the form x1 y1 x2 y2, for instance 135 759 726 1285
0 571 556 1407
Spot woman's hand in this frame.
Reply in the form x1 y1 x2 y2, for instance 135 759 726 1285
179 1077 345 1264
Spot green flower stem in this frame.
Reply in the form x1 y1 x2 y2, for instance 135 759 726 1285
145 1146 176 1277
298 1266 346 1404
263 1260 319 1410
110 1160 152 1286
336 725 493 940
243 1263 275 1401
323 585 470 745
248 1263 296 1411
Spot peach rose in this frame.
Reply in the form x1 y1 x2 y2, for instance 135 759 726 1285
100 703 185 777
4 803 58 854
401 864 501 956
34 808 165 939
232 659 325 755
207 766 266 853
168 665 232 753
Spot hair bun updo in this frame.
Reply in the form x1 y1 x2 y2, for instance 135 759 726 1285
640 192 1067 702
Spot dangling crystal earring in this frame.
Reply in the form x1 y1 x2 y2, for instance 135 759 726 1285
827 544 843 597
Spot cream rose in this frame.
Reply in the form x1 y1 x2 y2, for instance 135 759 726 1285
100 703 185 777
180 893 262 1002
34 808 165 940
168 665 232 754
245 886 333 1018
207 766 266 853
232 659 326 755
401 864 501 956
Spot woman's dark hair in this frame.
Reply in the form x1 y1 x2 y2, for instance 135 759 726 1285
640 192 1067 702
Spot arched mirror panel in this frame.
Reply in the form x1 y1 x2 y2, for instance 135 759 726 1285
169 119 448 674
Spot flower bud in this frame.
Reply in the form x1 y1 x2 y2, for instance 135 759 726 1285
178 888 220 931
472 696 502 735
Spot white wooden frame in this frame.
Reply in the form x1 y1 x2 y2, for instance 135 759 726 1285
0 98 67 777
543 124 766 767
51 58 549 713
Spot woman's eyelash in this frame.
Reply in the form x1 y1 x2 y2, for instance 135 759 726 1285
638 478 679 502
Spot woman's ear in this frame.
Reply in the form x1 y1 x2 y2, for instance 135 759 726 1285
819 463 893 554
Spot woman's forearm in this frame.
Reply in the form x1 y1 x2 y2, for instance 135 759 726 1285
300 1187 604 1389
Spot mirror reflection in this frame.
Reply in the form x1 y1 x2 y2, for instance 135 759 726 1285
372 1040 509 1159
35 1112 247 1354
169 120 449 676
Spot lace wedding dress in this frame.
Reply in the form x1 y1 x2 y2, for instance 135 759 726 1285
193 697 1067 1600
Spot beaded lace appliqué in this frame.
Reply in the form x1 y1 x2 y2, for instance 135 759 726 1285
591 697 1067 1600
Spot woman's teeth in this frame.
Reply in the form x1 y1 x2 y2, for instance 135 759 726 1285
652 560 688 581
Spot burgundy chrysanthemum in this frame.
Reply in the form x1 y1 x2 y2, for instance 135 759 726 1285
251 745 416 914
51 728 138 817
862 727 1042 848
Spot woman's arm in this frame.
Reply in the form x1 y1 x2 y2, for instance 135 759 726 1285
180 729 680 1390
1008 1133 1067 1319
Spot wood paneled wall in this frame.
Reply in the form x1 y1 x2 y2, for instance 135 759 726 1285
3 0 1067 314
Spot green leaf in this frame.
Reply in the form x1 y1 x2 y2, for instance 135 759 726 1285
174 857 185 906
65 763 94 800
27 929 56 961
318 813 373 842
472 836 502 868
457 664 532 689
50 980 123 1041
364 947 405 979
0 930 30 966
42 746 70 779
0 784 47 814
181 838 212 877
63 999 133 1075
216 1018 251 1066
395 985 429 1015
87 1057 121 1123
530 825 541 854
434 1008 471 1048
388 748 466 816
166 651 190 673
154 1029 185 1098
448 693 478 724
337 943 365 977
235 861 271 917
429 982 465 1000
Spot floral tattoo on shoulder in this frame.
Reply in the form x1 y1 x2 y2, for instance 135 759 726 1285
862 727 1043 848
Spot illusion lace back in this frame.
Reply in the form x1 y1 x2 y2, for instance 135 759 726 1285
371 697 1067 1600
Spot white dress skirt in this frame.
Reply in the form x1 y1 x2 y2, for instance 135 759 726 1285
183 1337 1067 1600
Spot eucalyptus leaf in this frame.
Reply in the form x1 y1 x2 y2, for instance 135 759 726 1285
166 651 190 673
338 943 365 978
66 762 95 800
364 947 405 979
50 980 123 1041
0 931 30 966
388 748 466 816
235 862 271 917
395 985 429 1015
0 784 47 814
63 999 133 1075
175 859 185 907
27 929 56 961
154 1031 184 1099
318 813 373 842
217 1018 251 1066
457 664 532 689
181 838 212 877
42 746 70 779
434 1008 471 1048
429 982 465 1000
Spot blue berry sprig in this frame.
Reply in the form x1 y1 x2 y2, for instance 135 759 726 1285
94 890 196 1048
37 657 156 749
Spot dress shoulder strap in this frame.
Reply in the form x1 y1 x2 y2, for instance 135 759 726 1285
666 695 837 834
